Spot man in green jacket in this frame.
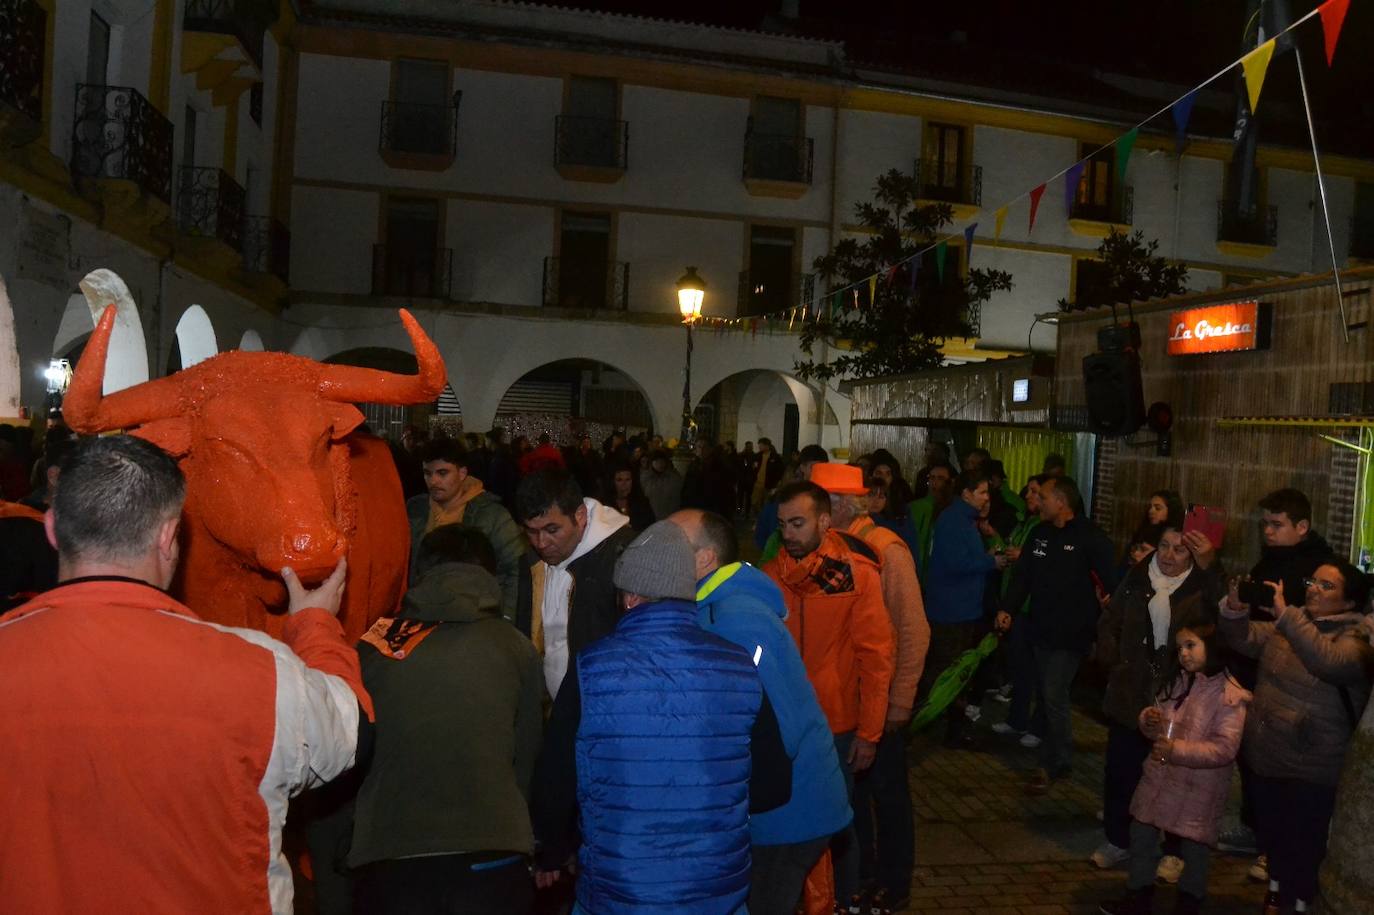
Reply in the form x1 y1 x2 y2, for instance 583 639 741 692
407 438 529 620
907 461 956 581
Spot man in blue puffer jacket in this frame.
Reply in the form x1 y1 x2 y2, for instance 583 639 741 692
531 520 791 915
672 509 853 915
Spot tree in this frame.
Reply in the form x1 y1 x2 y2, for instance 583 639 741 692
796 168 1013 383
1059 229 1189 313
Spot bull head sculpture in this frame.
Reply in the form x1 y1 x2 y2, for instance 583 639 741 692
62 304 447 636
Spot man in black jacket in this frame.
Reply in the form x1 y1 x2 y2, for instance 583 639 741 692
514 469 637 699
1001 476 1116 794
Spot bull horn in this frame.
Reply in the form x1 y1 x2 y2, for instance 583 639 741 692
64 305 182 433
317 309 447 405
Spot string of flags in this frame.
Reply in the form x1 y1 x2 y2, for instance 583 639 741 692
699 0 1351 337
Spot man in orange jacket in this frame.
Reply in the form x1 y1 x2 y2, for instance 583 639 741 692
764 478 895 908
0 435 372 915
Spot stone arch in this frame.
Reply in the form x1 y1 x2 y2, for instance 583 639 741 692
0 272 19 416
324 346 435 440
693 368 821 455
170 305 218 371
238 328 265 351
51 269 149 395
493 358 657 443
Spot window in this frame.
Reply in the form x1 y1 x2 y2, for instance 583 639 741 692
86 12 110 86
745 97 808 183
379 198 442 296
1072 259 1114 310
556 211 612 309
558 76 621 168
1074 143 1115 221
390 59 450 154
921 122 966 198
743 225 797 316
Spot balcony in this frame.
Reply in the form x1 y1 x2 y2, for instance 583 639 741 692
183 0 273 70
1350 215 1374 262
379 96 461 171
71 84 174 222
1216 200 1278 257
542 256 629 310
554 115 628 182
0 0 46 146
737 271 815 318
372 244 452 299
743 118 813 198
177 166 245 255
914 157 982 220
242 215 290 283
1068 187 1134 238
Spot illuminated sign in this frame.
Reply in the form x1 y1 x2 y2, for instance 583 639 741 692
1012 378 1030 403
1167 301 1271 356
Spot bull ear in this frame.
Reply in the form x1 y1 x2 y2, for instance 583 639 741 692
134 418 193 457
328 403 366 441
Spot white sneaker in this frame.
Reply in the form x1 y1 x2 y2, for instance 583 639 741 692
990 722 1021 736
1090 842 1130 869
1156 854 1184 884
1247 854 1268 882
964 704 982 722
1019 732 1042 748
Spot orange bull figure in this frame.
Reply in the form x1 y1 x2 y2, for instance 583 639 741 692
63 305 446 640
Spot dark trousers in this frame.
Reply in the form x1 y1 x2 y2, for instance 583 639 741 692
750 835 831 915
919 621 983 740
1104 724 1152 848
1033 646 1082 774
1251 774 1339 904
1005 613 1045 735
832 732 861 906
354 853 533 915
853 728 915 899
1127 821 1211 901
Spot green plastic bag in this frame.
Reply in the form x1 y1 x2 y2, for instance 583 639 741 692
908 632 1000 732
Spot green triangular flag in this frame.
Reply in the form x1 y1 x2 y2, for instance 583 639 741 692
1115 127 1138 187
935 241 948 283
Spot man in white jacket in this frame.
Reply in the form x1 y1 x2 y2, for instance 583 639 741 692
514 469 638 697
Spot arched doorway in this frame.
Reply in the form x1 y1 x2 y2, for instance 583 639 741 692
238 328 265 351
324 347 441 442
496 358 653 445
51 269 149 397
166 305 218 373
692 369 818 456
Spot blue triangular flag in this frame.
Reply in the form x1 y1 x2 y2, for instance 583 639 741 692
909 258 920 291
963 223 978 265
1172 90 1197 155
1064 161 1087 217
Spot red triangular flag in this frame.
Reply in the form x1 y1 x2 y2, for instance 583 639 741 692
1028 184 1046 233
885 263 899 286
1320 0 1350 66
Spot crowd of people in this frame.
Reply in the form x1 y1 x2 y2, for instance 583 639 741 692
2 421 1373 915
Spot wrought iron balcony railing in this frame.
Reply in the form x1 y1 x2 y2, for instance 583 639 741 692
1070 186 1134 225
0 0 46 123
243 215 290 282
1217 200 1278 247
914 157 982 207
372 244 452 298
178 166 245 251
743 118 814 184
554 115 628 170
183 0 273 69
1350 214 1374 260
542 256 629 310
379 96 461 158
737 271 815 318
71 84 174 203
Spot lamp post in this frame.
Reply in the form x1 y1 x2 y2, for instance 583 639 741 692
676 266 705 456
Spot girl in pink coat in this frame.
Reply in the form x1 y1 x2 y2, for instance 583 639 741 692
1099 620 1251 915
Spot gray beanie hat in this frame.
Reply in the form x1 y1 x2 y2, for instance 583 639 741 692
613 520 697 602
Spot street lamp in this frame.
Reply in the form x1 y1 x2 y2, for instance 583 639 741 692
676 266 706 454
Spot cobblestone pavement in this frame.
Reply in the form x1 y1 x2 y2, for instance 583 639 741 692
902 694 1265 914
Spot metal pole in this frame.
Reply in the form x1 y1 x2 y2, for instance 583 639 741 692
1292 46 1350 342
680 320 695 447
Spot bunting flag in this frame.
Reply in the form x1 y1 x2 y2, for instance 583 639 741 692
993 206 1008 242
1028 183 1046 233
867 275 877 306
963 223 978 265
1115 127 1138 187
832 290 842 318
1320 0 1350 66
1064 161 1087 217
885 263 900 286
935 241 948 283
1172 90 1196 155
1241 39 1276 115
909 259 921 291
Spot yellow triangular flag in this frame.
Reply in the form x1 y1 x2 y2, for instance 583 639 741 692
867 275 876 306
993 206 1008 242
1241 39 1276 115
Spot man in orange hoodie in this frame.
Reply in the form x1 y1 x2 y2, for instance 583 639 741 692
764 478 895 908
814 463 929 909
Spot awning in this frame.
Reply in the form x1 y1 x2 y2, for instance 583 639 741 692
1217 415 1374 429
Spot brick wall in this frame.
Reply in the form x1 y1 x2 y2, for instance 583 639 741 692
1092 437 1118 534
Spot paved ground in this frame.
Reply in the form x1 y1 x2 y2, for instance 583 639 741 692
902 695 1265 914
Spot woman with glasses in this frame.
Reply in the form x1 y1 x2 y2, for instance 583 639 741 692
1220 561 1374 915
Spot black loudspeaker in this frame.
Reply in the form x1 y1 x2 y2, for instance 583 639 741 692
1083 350 1146 436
